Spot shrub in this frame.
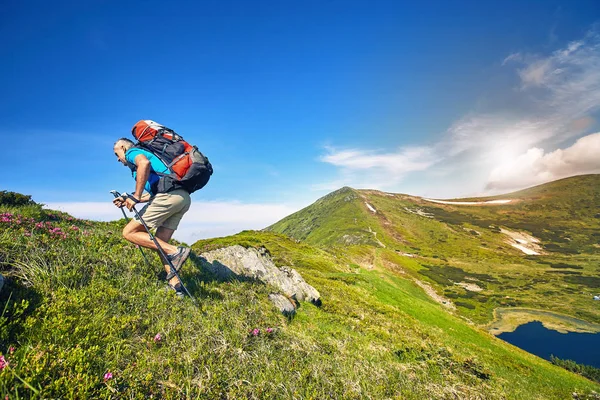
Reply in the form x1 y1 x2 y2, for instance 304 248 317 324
0 191 36 207
551 356 600 383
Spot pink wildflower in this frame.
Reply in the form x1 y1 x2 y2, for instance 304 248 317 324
0 355 8 370
251 328 260 336
24 232 31 237
103 371 113 382
8 347 14 355
153 333 162 343
70 226 79 231
35 222 43 229
266 327 273 334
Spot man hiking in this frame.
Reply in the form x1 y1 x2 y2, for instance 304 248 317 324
112 137 192 296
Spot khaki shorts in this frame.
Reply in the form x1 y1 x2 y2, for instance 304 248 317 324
135 189 191 231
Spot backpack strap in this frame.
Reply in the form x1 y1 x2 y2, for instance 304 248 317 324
124 148 138 176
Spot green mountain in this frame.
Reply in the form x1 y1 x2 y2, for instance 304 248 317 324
267 174 600 328
1 179 599 398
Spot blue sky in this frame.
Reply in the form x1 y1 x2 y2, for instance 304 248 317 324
2 1 600 242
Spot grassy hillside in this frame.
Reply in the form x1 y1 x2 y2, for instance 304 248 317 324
265 187 384 248
1 197 599 398
267 175 600 329
421 174 600 255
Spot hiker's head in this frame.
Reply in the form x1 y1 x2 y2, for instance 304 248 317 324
113 138 134 166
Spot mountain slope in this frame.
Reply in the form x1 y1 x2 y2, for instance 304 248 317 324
1 194 599 398
267 175 600 328
265 186 384 247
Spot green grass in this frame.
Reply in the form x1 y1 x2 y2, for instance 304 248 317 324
1 201 599 398
265 187 384 248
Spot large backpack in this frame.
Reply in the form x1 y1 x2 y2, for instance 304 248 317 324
130 120 213 194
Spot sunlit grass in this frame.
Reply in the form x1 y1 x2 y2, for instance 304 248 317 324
0 196 599 398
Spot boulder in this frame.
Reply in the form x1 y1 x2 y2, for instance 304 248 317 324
278 267 321 305
199 245 321 307
268 293 296 316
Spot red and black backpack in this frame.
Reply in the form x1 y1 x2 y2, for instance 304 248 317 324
130 120 213 194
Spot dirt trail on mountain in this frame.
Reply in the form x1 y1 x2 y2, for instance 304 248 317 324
414 280 456 310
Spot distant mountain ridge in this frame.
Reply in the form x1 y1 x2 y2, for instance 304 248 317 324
267 174 600 327
268 174 600 250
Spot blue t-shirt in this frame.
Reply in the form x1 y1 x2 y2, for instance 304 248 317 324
125 148 169 196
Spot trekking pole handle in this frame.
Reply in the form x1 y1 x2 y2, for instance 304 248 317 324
119 192 141 203
110 190 130 217
110 190 128 209
109 189 121 197
111 190 139 204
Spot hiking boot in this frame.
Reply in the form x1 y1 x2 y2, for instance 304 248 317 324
167 246 191 273
167 281 185 299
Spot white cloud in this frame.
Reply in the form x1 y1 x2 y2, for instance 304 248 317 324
318 145 438 190
43 202 118 221
321 146 437 173
43 200 298 244
486 132 600 191
444 116 550 159
444 30 600 158
502 52 522 66
518 39 587 89
317 29 600 198
438 29 600 194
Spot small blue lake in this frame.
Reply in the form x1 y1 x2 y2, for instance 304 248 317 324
498 321 600 368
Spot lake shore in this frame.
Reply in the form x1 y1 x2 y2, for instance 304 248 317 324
486 307 600 335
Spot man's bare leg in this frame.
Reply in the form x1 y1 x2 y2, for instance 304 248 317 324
122 220 178 254
156 226 181 288
122 221 181 288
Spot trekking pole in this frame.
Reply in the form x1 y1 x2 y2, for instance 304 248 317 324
110 190 152 268
110 190 196 303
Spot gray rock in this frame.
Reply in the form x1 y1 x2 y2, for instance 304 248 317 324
268 293 296 316
199 245 321 306
279 267 321 304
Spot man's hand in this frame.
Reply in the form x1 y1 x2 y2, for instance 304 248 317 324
113 197 125 208
123 197 137 211
113 195 138 211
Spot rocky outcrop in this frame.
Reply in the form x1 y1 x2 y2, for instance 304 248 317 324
198 245 321 314
268 294 296 316
277 266 320 304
